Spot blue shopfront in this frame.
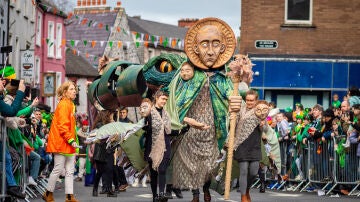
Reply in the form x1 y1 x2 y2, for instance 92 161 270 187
250 57 360 110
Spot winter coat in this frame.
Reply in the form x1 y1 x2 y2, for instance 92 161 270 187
46 98 76 154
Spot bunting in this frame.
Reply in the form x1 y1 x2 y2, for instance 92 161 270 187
43 37 185 50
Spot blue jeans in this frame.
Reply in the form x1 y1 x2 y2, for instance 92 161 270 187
29 151 41 179
0 142 17 186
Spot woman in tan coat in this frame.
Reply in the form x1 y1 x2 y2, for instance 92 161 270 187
43 81 79 202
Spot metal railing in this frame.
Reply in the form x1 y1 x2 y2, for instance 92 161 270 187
256 134 360 196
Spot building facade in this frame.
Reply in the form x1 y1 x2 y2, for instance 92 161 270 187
0 0 9 66
34 0 67 111
8 0 36 78
240 0 360 109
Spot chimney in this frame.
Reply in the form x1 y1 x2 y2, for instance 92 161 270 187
178 18 199 28
74 0 111 14
114 1 122 11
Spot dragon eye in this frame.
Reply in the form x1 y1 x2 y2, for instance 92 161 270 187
157 61 173 73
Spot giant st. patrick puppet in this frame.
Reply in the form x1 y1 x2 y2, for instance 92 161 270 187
87 17 254 202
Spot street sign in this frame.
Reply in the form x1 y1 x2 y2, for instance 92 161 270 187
255 40 278 49
20 50 34 83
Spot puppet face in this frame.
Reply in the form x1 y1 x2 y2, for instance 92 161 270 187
139 102 152 117
193 25 225 68
180 63 194 81
255 103 270 120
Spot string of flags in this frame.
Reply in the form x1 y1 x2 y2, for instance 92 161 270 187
65 13 185 49
43 37 185 49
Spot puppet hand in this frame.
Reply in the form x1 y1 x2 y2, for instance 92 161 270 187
184 117 209 130
229 95 242 112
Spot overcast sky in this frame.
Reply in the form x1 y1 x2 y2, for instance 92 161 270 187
111 0 241 36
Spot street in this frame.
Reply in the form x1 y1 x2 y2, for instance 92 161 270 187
30 180 360 202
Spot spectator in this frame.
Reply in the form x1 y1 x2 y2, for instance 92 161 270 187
332 93 341 109
92 110 117 197
348 86 360 107
115 107 132 192
75 119 89 182
0 77 26 199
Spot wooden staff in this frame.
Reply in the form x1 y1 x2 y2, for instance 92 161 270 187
224 73 241 200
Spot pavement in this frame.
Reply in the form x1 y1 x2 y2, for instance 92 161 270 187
28 179 360 202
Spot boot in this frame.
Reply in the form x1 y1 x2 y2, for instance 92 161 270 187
259 181 265 193
172 188 183 199
153 194 159 202
158 192 168 202
246 189 251 202
106 187 117 197
42 191 55 202
92 187 98 197
241 194 249 202
191 195 200 202
259 171 266 193
65 194 78 202
165 184 173 199
204 191 211 202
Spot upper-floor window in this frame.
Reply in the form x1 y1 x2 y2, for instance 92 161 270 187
56 23 62 59
36 14 42 46
285 0 313 25
47 21 54 57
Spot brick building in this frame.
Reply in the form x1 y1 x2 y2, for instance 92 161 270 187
240 0 360 109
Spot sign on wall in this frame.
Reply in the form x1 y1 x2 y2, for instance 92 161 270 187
20 50 34 83
255 40 278 49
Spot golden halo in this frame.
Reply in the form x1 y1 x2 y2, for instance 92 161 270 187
184 17 236 70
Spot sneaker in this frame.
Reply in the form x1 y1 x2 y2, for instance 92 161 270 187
28 176 38 186
295 175 303 181
141 176 147 187
74 177 82 182
132 178 139 187
119 184 129 191
340 189 349 195
306 187 315 192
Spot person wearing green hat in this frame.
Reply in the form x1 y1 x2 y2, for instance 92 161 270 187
0 66 17 85
0 77 27 199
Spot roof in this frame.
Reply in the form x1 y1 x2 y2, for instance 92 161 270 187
65 12 118 64
127 16 188 41
65 48 99 77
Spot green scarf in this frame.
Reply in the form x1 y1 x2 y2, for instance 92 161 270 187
336 138 346 168
165 64 233 150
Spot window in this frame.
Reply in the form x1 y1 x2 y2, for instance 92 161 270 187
56 23 62 59
285 0 313 25
36 14 42 46
35 57 40 85
277 95 294 110
47 21 54 57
